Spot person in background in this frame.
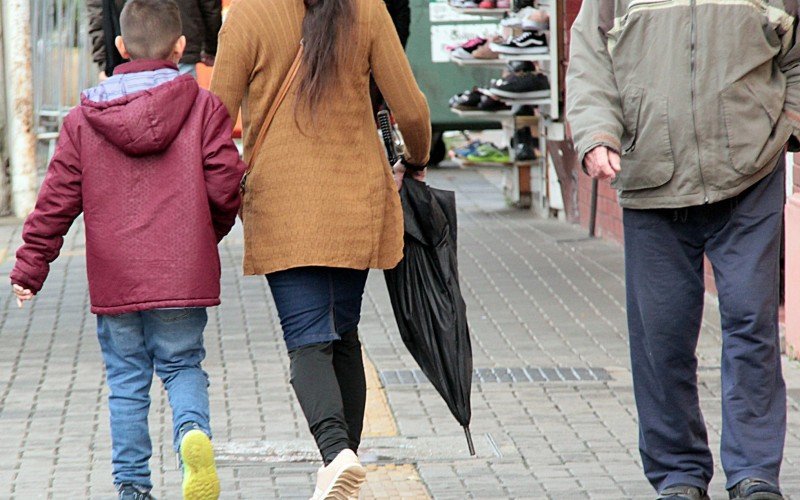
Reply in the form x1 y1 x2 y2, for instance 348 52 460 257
210 0 431 497
567 1 799 499
87 0 221 78
384 0 410 48
11 0 245 498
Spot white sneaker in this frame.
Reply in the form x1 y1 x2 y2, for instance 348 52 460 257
309 449 366 500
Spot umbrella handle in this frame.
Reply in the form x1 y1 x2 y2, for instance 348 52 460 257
464 426 476 456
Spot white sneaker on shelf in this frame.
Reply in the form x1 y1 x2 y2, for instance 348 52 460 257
309 449 367 500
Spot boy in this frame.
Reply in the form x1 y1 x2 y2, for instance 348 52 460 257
10 0 245 498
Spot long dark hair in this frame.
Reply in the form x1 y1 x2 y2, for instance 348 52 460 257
297 0 354 117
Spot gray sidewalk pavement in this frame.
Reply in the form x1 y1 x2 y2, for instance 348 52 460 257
0 167 798 499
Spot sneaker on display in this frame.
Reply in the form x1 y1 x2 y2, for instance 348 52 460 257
513 0 534 12
466 143 511 164
507 60 536 73
490 72 550 99
451 88 483 111
514 126 539 162
491 31 548 55
497 0 511 8
454 141 485 159
450 37 487 59
472 42 500 60
477 94 512 112
479 0 497 8
523 8 550 30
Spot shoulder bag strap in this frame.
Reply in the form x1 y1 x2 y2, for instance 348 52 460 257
246 42 305 172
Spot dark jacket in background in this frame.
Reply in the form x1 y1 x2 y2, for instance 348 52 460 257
372 0 411 113
384 0 410 48
87 0 222 74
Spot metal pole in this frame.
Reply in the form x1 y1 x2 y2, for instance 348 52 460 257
0 10 8 212
2 0 38 217
589 178 598 238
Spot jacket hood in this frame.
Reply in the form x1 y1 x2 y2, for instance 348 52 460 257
80 75 199 156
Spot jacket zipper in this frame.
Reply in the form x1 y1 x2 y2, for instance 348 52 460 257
689 0 709 203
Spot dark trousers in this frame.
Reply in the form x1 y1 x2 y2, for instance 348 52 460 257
267 267 369 465
623 159 787 492
288 331 367 465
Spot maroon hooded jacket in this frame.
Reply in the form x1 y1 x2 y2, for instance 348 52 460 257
11 60 246 315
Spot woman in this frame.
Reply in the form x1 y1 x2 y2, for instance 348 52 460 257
210 0 431 497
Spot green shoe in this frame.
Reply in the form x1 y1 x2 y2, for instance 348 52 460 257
180 430 219 500
465 143 511 164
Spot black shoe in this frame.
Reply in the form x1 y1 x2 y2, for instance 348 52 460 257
512 0 533 12
477 94 511 112
513 104 535 116
490 31 548 55
514 126 538 162
507 60 536 73
490 72 550 99
728 478 783 499
658 485 710 500
118 484 156 500
450 88 482 111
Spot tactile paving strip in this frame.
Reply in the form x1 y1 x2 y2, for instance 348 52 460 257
379 366 612 386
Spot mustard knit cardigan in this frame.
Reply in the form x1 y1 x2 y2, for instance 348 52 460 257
210 0 432 276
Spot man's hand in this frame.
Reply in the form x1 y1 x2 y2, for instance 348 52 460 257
12 284 34 309
584 146 621 181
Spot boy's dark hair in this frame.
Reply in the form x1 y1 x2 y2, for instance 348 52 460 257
119 0 183 60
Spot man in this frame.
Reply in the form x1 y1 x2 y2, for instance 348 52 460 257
567 2 799 499
87 0 221 78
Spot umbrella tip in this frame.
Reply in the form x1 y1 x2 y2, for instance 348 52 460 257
464 426 476 456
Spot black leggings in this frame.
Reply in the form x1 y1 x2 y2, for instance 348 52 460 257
288 329 367 465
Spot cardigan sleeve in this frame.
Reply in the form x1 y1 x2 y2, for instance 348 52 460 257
210 5 256 133
369 0 431 166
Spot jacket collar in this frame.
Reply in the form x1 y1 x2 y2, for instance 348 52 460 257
113 59 179 75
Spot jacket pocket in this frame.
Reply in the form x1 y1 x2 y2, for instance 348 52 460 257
721 79 782 176
613 87 675 191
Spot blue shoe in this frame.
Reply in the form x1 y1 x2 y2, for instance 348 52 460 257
453 141 483 159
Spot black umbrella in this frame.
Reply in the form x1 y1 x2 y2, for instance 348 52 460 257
384 176 475 456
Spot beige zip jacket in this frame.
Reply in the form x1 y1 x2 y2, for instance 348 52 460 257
567 0 800 209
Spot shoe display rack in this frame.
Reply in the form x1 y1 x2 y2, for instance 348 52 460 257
444 0 561 212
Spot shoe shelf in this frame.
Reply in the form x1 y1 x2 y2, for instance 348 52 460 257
447 5 511 17
499 53 550 63
497 97 550 106
450 108 515 121
445 0 562 212
449 53 508 67
453 157 514 168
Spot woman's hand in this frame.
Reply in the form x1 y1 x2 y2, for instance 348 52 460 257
392 160 426 191
393 160 406 191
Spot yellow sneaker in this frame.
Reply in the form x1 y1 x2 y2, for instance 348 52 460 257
180 430 220 500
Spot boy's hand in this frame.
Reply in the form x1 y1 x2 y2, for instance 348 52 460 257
12 284 34 308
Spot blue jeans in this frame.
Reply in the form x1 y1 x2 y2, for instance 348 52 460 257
97 308 211 490
267 267 369 351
